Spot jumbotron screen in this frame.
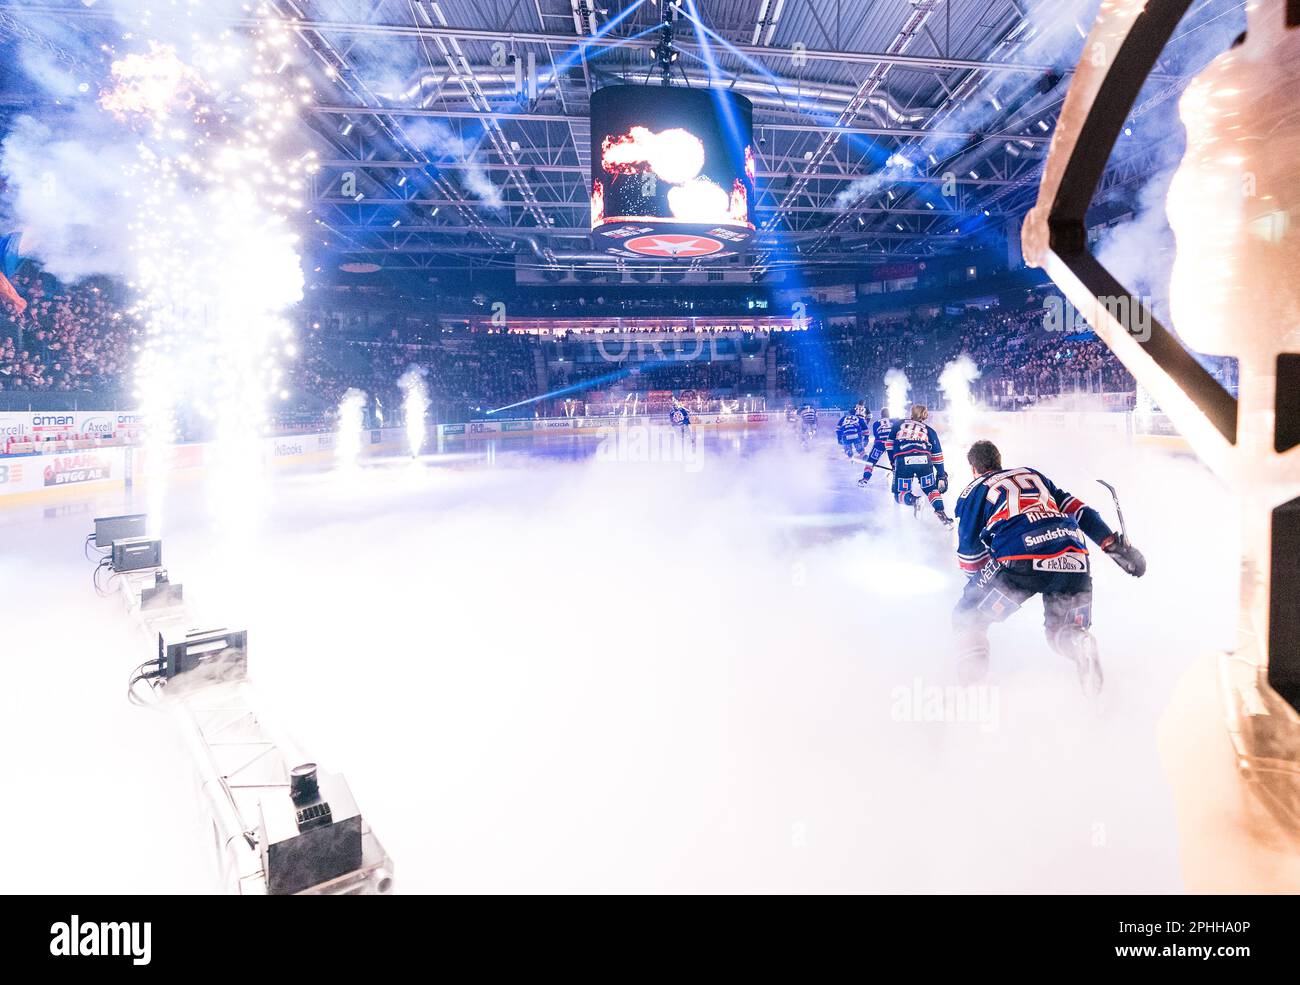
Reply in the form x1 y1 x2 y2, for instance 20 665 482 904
589 85 756 260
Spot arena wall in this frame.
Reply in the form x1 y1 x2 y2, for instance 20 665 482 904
0 410 1190 505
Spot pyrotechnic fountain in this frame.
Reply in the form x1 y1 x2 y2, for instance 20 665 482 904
938 354 982 455
335 388 367 472
398 365 429 458
885 368 911 420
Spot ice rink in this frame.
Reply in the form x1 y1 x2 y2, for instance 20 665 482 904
0 419 1240 893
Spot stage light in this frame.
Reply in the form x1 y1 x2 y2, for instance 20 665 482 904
157 625 248 682
259 763 364 895
112 537 162 572
140 569 183 612
93 513 147 548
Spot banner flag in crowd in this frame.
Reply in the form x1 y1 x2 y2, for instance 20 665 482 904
0 232 26 313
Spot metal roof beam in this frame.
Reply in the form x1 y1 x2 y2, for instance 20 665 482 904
310 104 1052 143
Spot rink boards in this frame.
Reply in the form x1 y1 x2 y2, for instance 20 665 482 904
0 427 410 505
436 410 801 439
0 408 1190 506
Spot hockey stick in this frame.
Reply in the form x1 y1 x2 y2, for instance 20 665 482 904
1095 479 1128 539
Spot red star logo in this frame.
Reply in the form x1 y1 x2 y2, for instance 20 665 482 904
625 234 724 258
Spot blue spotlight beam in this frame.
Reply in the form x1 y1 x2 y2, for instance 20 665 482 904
671 7 893 188
415 0 652 210
543 4 657 84
486 358 691 417
530 22 666 103
681 0 746 155
486 365 639 416
673 4 977 271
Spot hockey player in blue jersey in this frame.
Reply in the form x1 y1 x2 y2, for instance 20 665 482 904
669 395 697 448
951 439 1146 694
869 407 893 451
859 404 953 526
798 403 818 449
862 407 893 472
835 403 870 458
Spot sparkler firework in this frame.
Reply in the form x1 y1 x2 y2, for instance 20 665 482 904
103 2 315 532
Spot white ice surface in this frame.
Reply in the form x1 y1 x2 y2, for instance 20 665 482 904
0 423 1237 893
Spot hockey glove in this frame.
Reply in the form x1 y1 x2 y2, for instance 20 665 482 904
1101 533 1147 578
936 474 949 495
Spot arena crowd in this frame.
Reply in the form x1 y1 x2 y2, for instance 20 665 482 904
0 271 133 395
1 268 1240 430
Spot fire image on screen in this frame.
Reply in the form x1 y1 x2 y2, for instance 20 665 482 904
589 86 754 233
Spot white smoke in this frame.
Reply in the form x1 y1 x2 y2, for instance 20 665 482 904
401 117 504 210
0 109 140 280
1095 168 1178 317
885 367 910 419
938 354 982 448
834 157 914 210
1 410 1242 893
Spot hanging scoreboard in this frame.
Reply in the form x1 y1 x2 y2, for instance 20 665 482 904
589 85 756 260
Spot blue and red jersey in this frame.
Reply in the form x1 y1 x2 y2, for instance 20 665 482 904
836 412 868 443
864 418 946 477
870 417 893 447
954 466 1114 576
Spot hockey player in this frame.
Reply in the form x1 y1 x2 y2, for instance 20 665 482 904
784 403 798 432
798 403 818 449
859 404 952 526
951 439 1146 694
866 407 893 462
872 407 893 443
669 395 697 448
835 403 870 458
